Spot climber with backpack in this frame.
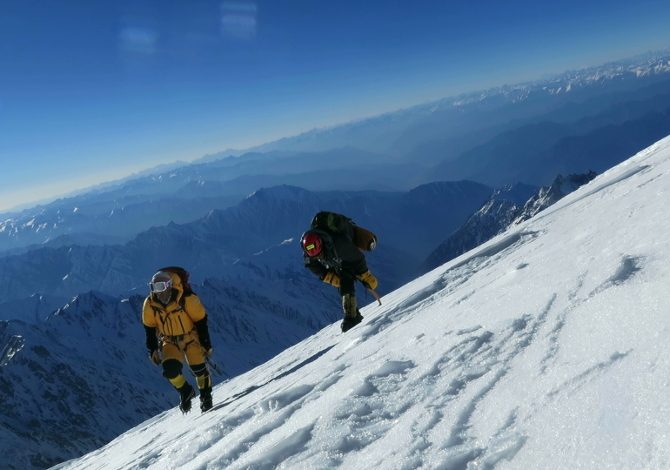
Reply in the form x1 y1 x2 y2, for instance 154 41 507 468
142 267 214 413
300 211 380 332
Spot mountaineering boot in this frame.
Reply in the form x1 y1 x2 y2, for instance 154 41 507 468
199 386 213 413
341 310 363 332
178 382 196 414
341 294 363 332
342 293 357 318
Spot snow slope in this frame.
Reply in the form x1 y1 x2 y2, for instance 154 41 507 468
56 136 670 469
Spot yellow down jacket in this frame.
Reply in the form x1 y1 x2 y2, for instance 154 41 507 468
142 271 206 338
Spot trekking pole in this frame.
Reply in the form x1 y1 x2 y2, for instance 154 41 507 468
359 279 382 306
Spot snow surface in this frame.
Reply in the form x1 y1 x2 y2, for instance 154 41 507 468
56 136 670 469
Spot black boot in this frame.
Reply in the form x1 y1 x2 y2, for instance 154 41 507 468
341 311 363 332
199 387 213 413
341 294 363 333
178 382 195 414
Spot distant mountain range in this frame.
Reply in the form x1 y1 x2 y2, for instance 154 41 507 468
0 182 493 304
0 148 408 254
3 52 670 256
250 51 670 165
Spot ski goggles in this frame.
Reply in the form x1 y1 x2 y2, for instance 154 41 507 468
149 279 172 293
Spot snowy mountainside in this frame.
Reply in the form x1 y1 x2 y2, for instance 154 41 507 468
0 274 343 470
57 135 670 470
0 293 67 323
425 172 597 270
0 294 159 470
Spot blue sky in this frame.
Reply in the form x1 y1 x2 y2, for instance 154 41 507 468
1 0 669 212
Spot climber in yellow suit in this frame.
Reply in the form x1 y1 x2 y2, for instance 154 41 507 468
142 268 213 413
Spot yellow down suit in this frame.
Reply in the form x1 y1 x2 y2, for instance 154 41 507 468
142 271 212 393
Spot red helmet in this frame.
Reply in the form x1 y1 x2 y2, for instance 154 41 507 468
301 231 323 257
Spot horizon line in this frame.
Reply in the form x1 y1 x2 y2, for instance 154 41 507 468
3 47 669 215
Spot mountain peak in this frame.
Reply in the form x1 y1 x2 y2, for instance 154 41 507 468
408 180 491 199
514 170 598 223
245 185 312 202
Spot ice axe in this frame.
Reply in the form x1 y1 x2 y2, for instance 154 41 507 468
367 288 382 306
357 278 382 306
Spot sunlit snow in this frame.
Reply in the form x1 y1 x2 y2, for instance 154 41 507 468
56 136 670 469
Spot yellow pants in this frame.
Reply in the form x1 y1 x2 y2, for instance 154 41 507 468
160 329 211 391
161 329 206 366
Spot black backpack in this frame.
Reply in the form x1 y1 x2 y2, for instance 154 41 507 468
311 211 377 251
311 211 354 234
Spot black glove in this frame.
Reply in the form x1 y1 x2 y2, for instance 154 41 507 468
144 325 158 350
194 318 212 352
